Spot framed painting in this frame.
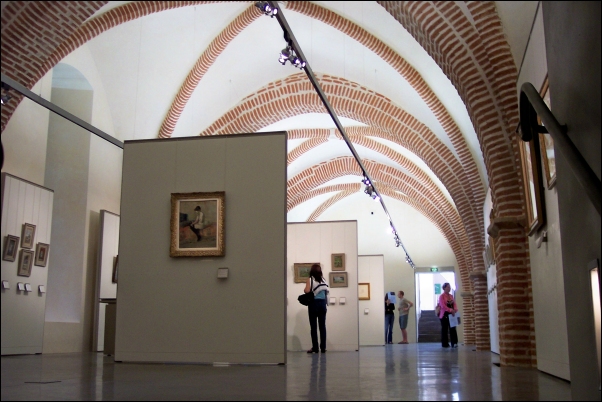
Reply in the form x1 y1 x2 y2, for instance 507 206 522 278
170 192 225 257
518 131 546 236
34 242 50 267
331 253 345 271
17 249 34 277
358 282 370 300
2 235 19 262
21 223 36 249
329 272 348 288
294 263 315 283
538 75 556 189
112 255 119 284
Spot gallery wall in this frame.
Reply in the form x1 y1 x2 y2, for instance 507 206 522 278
515 5 569 381
287 221 359 352
1 173 54 355
93 210 120 351
116 133 287 364
358 255 385 346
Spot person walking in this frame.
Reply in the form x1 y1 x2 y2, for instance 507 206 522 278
438 282 458 348
304 264 329 353
397 290 414 344
385 295 395 344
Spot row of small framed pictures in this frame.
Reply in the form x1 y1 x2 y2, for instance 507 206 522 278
2 223 50 278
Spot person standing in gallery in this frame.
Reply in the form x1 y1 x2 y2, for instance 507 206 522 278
189 206 204 242
438 282 458 348
397 290 414 344
304 264 329 353
385 295 395 344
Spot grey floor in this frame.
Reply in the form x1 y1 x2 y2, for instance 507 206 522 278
1 344 571 401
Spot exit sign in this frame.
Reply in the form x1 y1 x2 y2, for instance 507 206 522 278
435 284 441 294
430 267 439 272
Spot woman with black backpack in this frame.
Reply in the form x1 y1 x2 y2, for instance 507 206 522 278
304 264 329 353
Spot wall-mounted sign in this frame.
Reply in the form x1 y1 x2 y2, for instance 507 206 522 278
430 267 439 272
434 284 442 294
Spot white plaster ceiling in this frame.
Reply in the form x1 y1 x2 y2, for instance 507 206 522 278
70 1 538 228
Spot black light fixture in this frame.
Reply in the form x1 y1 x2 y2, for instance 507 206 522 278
255 1 278 17
1 82 12 105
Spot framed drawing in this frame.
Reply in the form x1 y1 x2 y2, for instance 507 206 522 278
331 253 345 271
170 192 225 257
112 255 119 284
358 283 370 300
538 75 556 189
329 272 348 288
294 263 315 283
34 243 50 267
2 235 19 262
21 223 36 249
518 131 546 236
17 249 34 277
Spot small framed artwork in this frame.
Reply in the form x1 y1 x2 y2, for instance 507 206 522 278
518 132 546 236
112 255 119 284
358 282 370 300
2 235 19 262
170 192 225 257
329 272 348 288
21 223 36 249
294 263 316 283
331 253 345 271
17 249 34 277
538 75 556 189
34 243 50 267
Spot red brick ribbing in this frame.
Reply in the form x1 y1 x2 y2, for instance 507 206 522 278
158 5 261 138
203 74 484 291
288 137 329 165
287 0 485 229
1 1 107 132
288 183 361 211
307 187 358 222
376 1 533 364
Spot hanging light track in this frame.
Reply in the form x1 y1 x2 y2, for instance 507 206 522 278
257 1 415 267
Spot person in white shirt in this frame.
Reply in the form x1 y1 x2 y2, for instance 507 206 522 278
397 290 414 344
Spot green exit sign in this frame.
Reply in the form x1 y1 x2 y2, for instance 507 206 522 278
430 267 439 272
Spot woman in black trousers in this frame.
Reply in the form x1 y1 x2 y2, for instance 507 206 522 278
437 282 458 348
304 264 329 353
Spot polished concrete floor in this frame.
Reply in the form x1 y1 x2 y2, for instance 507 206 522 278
1 343 571 401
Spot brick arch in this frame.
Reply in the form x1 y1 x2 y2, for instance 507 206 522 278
204 74 483 278
377 1 534 364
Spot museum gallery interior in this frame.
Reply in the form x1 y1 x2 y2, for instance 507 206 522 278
0 1 600 401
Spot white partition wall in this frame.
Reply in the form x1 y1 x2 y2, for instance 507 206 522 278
1 173 54 355
116 133 286 364
287 221 359 352
93 210 120 351
358 255 385 346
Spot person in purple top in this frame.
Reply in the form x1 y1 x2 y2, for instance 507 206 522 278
438 282 458 348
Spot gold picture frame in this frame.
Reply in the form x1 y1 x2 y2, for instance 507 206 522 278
329 272 348 288
21 223 36 249
294 263 316 283
170 192 225 257
34 242 50 267
358 282 370 300
2 235 19 262
331 253 345 271
17 249 34 277
538 75 557 189
518 130 546 236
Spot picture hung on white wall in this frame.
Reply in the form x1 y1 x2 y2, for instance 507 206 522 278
2 235 19 261
20 223 36 249
170 192 225 257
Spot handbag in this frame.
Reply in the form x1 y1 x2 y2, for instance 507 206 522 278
435 304 440 316
298 278 315 306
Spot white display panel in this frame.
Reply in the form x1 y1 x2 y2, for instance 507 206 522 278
1 173 54 355
358 255 385 346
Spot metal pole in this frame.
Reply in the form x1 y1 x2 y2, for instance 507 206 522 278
1 73 123 149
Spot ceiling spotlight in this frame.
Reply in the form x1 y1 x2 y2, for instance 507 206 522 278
1 82 11 105
364 184 374 197
292 56 306 69
255 1 278 17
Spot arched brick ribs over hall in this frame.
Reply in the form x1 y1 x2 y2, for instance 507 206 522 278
204 73 484 286
376 0 533 364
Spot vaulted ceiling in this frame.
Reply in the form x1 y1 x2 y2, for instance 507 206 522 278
1 1 539 289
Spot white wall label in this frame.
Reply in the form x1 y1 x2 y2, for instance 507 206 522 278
39 285 46 293
24 283 32 292
1 280 9 289
17 282 25 291
339 297 346 305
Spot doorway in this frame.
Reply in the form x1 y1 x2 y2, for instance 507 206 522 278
414 270 457 343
